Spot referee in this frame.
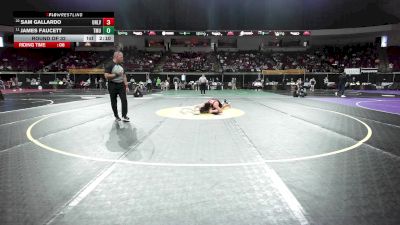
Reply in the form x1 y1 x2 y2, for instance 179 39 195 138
336 72 349 98
199 74 208 95
104 51 130 122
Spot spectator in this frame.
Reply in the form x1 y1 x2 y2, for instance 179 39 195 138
156 77 161 89
310 77 316 92
146 77 152 93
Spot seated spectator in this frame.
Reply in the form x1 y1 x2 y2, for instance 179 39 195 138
123 48 162 72
162 52 215 72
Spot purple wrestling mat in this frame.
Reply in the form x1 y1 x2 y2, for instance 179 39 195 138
311 97 400 115
349 90 400 95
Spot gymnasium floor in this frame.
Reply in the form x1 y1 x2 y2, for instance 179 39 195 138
0 89 399 225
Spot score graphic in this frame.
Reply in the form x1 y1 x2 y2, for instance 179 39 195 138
13 12 115 48
14 42 71 48
103 18 114 26
103 26 114 35
102 17 114 34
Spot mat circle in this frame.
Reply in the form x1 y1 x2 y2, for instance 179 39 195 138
156 106 245 120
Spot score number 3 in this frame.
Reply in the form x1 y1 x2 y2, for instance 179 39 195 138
102 18 115 26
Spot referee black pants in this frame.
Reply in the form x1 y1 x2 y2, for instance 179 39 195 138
108 82 128 118
200 83 207 94
338 81 346 96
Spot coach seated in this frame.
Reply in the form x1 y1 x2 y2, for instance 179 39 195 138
0 78 5 90
80 78 91 90
349 77 361 90
252 79 263 91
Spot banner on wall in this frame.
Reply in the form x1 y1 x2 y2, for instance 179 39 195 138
344 68 361 75
262 69 305 75
361 68 378 73
68 68 105 74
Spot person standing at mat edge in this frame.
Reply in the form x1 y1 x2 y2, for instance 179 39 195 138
104 51 130 122
335 72 349 98
199 74 208 95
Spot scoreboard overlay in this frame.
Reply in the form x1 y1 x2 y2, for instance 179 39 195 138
13 12 114 48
